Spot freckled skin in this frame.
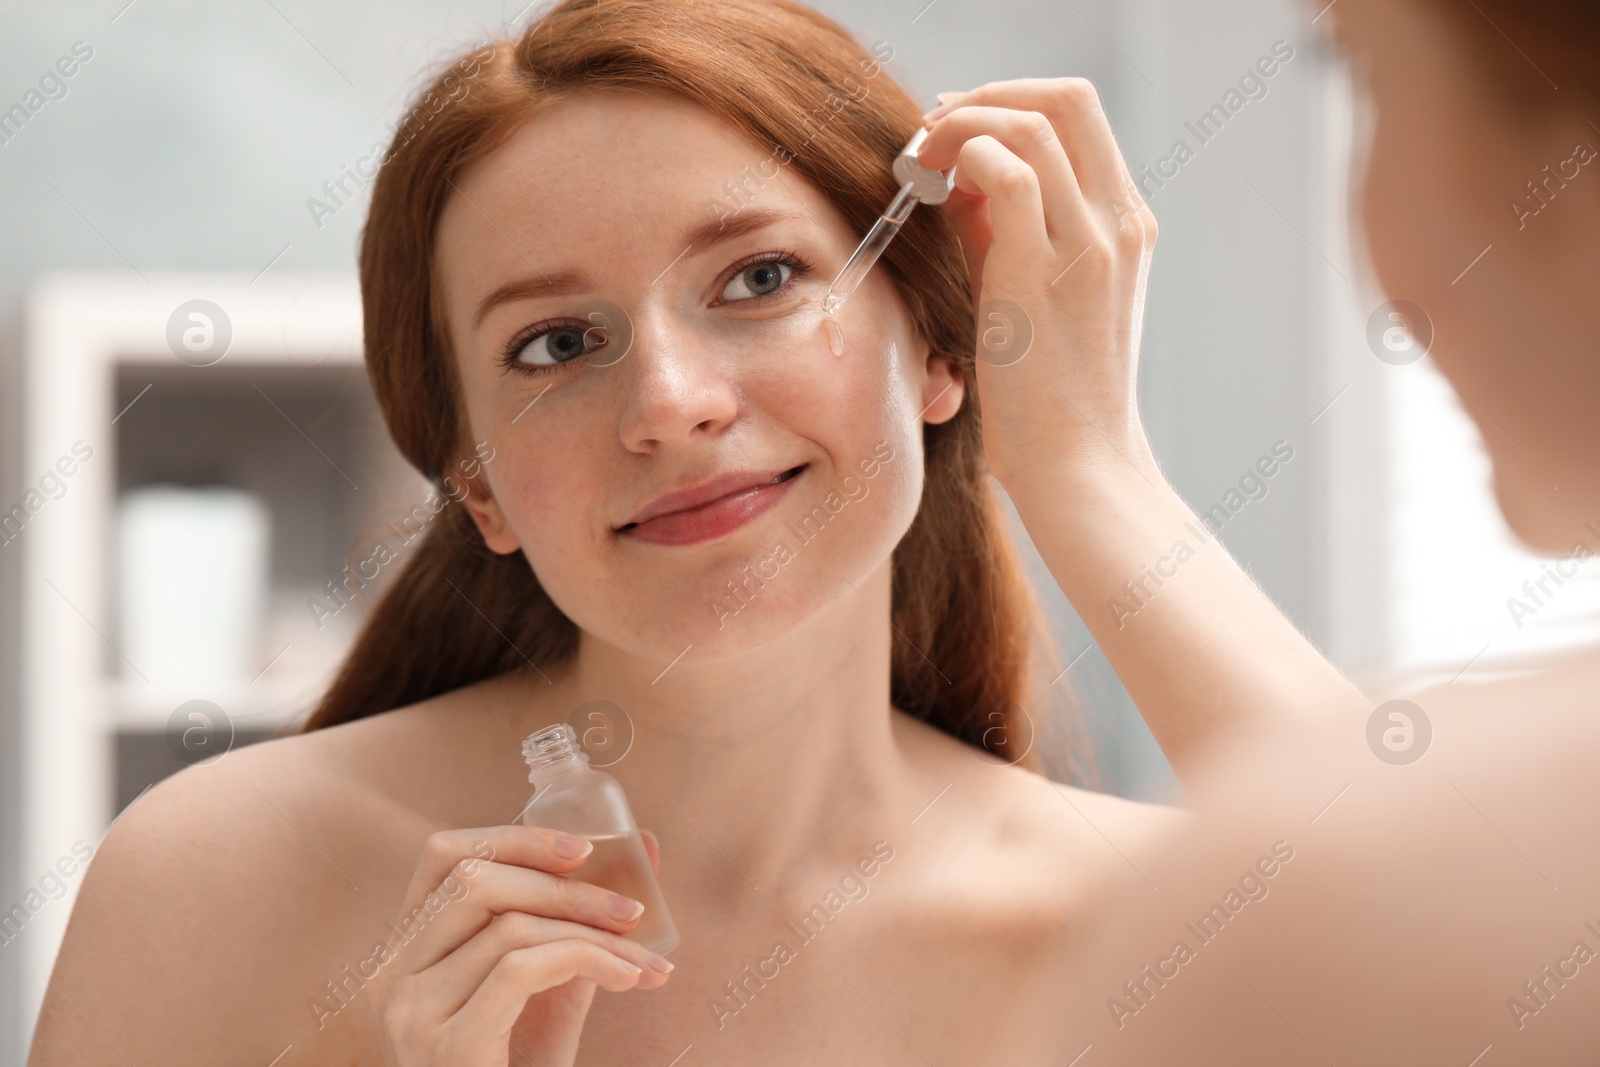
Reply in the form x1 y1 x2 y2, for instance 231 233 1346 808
434 90 954 658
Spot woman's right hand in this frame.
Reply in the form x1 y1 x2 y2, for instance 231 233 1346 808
916 80 1371 782
368 825 673 1066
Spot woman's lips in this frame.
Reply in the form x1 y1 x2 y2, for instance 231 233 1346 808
619 465 805 546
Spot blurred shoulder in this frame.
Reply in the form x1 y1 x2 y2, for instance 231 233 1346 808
1052 655 1600 1062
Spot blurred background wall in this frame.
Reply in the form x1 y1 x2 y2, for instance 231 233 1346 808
4 0 1594 1062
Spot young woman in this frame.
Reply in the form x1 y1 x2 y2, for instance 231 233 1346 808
28 1 1362 1064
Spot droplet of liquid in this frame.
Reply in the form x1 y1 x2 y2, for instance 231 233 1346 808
824 314 845 357
821 292 847 357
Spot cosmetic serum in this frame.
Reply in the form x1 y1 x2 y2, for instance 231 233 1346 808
520 723 680 955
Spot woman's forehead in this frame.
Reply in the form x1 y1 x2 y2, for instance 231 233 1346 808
433 89 847 333
443 91 826 239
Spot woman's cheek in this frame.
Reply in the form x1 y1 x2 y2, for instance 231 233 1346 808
496 461 591 562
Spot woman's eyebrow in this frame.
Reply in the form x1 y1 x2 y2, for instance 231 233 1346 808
677 206 809 262
472 269 588 332
470 207 810 332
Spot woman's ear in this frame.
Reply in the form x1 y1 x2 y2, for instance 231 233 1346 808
920 345 966 426
459 474 522 554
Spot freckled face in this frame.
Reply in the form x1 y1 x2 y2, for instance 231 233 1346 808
433 90 961 658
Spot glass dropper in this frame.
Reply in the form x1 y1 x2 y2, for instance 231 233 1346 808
822 180 920 317
820 126 956 321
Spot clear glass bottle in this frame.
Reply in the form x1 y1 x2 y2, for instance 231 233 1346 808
520 724 679 955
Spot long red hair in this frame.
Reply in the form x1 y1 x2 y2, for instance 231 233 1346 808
302 0 1075 777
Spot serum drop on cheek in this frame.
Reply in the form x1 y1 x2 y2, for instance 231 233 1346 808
520 724 680 955
823 311 846 357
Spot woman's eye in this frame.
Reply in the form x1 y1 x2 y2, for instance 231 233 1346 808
505 322 603 371
721 259 793 302
500 253 808 376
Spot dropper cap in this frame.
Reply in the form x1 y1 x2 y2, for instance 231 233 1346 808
822 129 956 317
891 126 955 205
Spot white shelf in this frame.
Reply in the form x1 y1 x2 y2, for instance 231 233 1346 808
108 670 335 732
17 271 375 1047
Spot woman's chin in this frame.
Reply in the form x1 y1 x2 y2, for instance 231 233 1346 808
594 573 845 663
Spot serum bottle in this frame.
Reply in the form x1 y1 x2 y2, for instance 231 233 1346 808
520 723 679 955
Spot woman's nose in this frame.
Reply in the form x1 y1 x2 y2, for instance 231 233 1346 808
614 312 741 452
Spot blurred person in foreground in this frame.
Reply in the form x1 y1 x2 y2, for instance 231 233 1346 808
986 0 1600 1061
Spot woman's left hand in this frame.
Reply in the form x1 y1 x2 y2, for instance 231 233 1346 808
916 78 1159 497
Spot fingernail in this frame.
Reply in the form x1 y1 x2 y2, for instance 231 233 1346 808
620 959 643 974
608 893 645 921
554 834 592 859
645 951 674 973
922 101 952 123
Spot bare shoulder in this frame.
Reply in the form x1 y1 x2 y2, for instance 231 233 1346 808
870 707 1189 1055
887 708 1187 925
31 688 486 1066
1004 768 1189 861
891 706 1186 853
1045 656 1600 1062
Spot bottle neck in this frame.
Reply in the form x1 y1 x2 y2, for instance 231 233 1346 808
523 723 590 782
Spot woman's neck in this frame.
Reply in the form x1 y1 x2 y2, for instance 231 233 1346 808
518 557 910 899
